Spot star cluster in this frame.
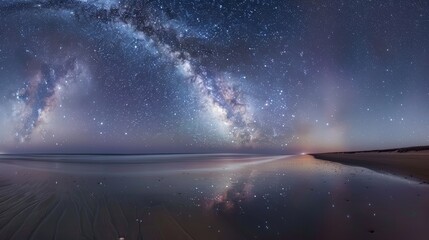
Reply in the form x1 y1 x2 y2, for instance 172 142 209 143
0 0 428 153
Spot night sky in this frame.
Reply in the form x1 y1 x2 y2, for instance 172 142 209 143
0 0 428 154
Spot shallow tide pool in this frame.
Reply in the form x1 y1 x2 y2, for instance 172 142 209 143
0 154 427 240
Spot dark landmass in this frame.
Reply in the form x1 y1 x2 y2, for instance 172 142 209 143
312 146 429 183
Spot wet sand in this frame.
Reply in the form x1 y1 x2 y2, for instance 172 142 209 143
313 149 429 183
0 154 428 240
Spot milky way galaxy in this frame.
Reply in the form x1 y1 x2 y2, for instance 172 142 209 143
0 0 428 153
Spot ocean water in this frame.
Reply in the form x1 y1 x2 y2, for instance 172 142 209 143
0 154 427 240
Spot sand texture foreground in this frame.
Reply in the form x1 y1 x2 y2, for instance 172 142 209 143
0 154 428 240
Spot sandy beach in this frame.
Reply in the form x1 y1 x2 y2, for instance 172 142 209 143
313 146 429 183
0 154 428 240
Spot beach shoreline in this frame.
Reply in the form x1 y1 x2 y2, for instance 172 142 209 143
312 147 429 183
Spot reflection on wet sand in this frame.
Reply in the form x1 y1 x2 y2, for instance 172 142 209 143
0 154 428 240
